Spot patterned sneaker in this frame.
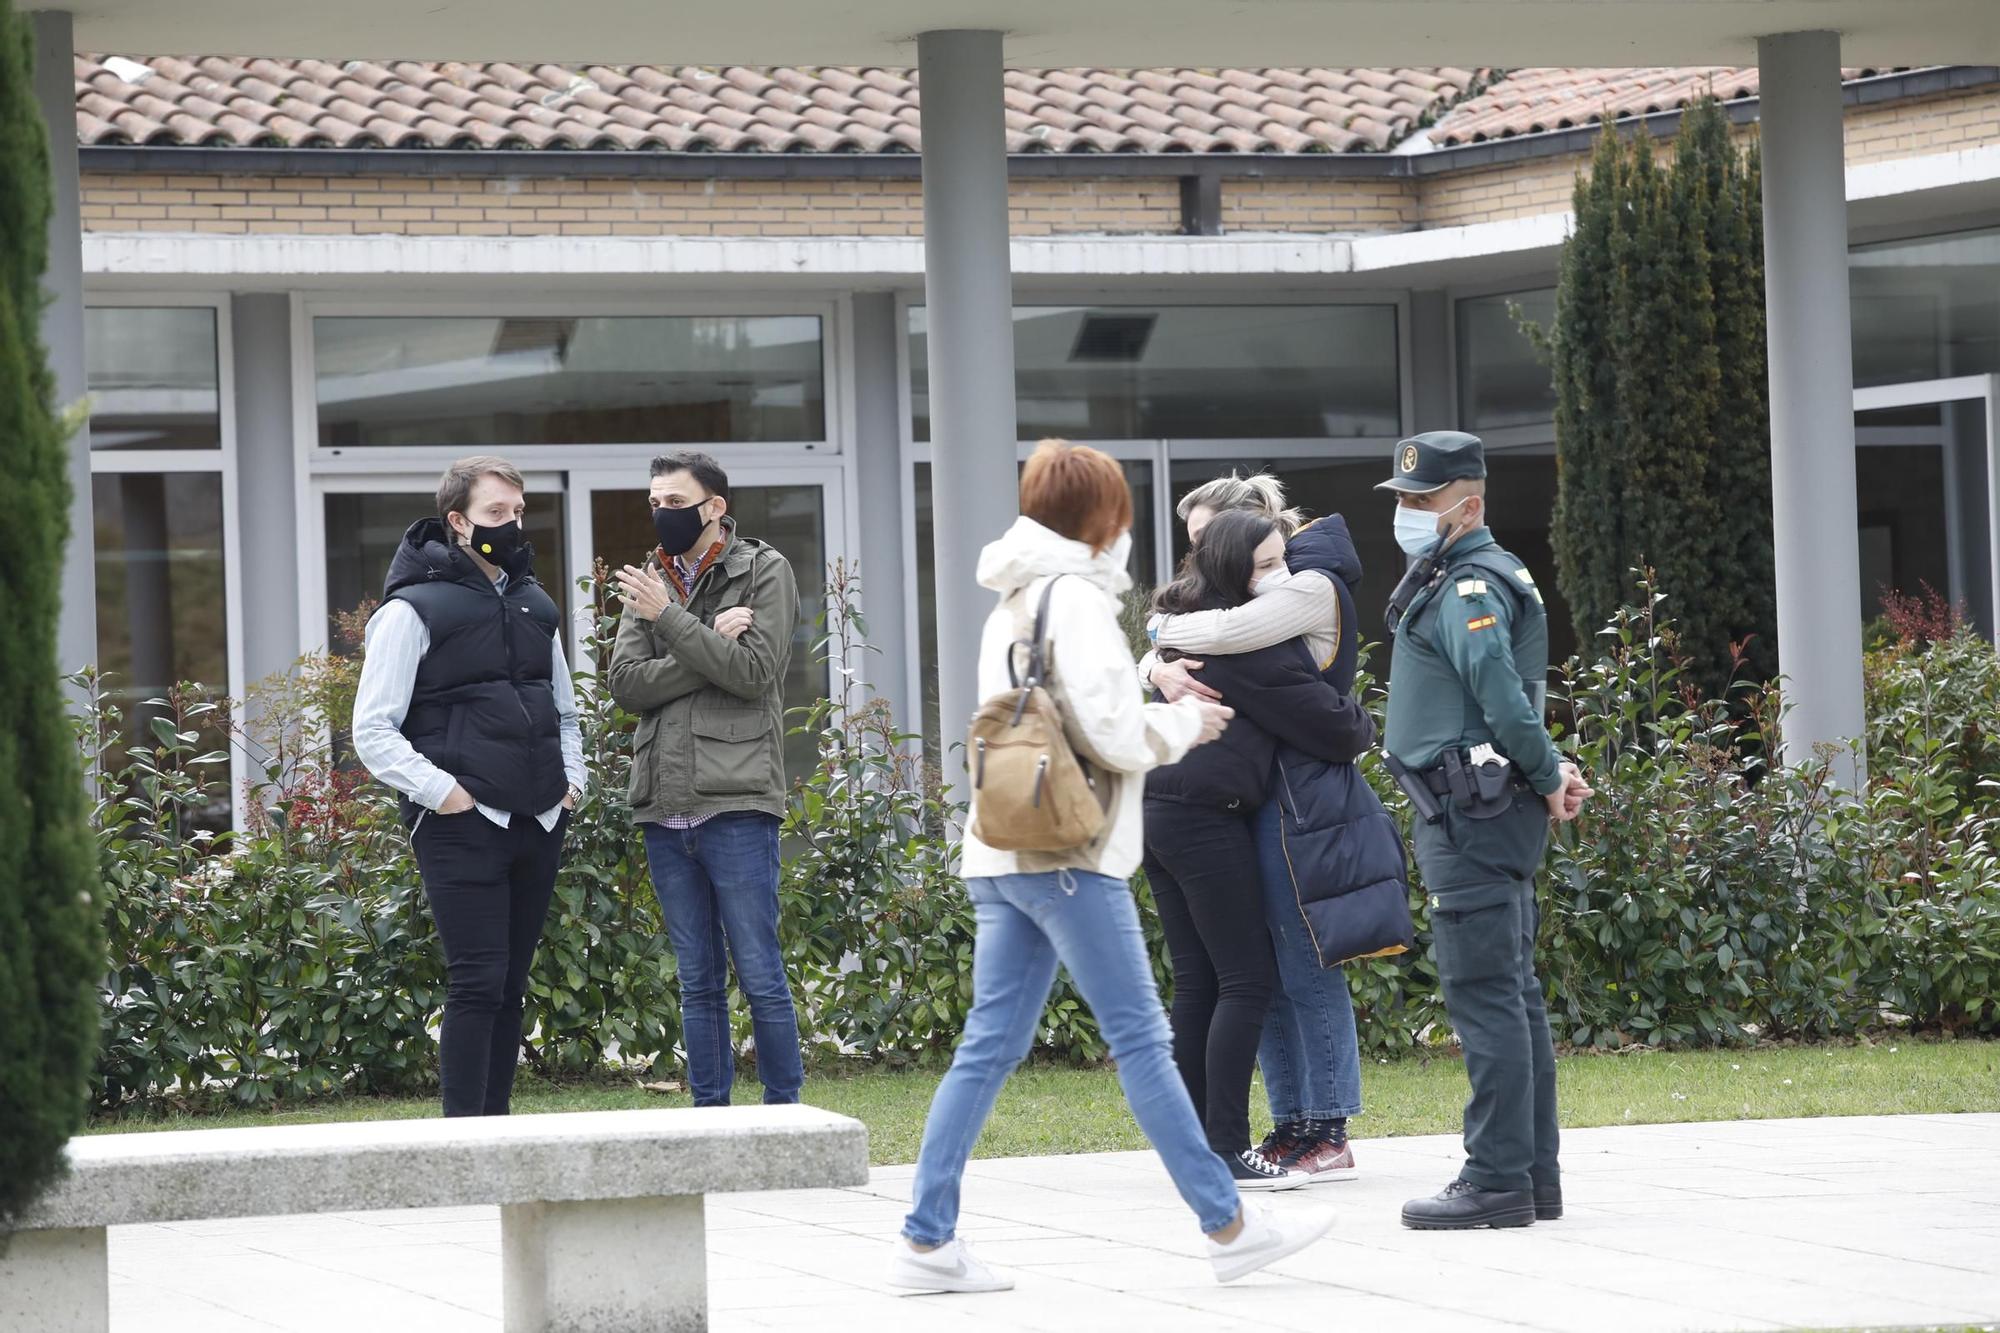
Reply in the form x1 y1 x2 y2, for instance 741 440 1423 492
1226 1148 1308 1191
1257 1120 1307 1163
1282 1121 1358 1183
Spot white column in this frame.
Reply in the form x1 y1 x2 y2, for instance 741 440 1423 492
1759 30 1866 785
918 30 1020 798
30 10 95 679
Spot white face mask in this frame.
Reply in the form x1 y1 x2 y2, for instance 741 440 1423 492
1252 568 1292 597
1393 497 1472 557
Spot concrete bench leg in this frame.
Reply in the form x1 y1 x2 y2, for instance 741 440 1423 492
0 1227 109 1333
502 1195 706 1333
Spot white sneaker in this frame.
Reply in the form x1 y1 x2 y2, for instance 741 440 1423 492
886 1236 1015 1294
1207 1202 1337 1284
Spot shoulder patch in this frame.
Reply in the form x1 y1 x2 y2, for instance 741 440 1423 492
1466 614 1499 633
1455 578 1488 597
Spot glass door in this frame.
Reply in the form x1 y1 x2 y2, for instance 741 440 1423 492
1852 376 2000 639
569 464 846 788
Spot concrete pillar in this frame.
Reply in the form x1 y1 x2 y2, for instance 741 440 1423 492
501 1195 705 1333
0 1226 109 1333
30 10 96 678
1758 31 1866 785
1409 289 1454 432
231 294 301 685
847 291 912 733
918 29 1020 799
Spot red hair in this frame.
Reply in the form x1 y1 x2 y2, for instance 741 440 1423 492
1018 439 1131 554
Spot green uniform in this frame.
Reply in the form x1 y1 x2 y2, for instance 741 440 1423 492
1378 433 1562 1204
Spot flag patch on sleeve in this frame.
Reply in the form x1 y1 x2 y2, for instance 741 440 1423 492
1466 614 1499 633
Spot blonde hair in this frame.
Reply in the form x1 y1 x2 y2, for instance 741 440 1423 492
1176 471 1305 537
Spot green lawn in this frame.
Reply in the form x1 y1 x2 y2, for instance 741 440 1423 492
88 1037 1998 1166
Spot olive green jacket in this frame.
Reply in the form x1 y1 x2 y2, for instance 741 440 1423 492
607 524 798 822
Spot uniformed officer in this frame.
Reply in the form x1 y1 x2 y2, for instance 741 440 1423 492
1376 431 1592 1230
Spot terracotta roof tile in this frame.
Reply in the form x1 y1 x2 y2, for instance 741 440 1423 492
1431 65 1908 144
73 56 1478 153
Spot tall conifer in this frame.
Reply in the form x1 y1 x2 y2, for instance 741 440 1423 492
0 0 105 1227
1547 96 1777 694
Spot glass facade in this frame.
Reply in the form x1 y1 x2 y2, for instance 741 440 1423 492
85 306 221 451
314 314 826 448
1456 289 1558 431
1851 227 2000 386
909 304 1401 441
92 472 232 830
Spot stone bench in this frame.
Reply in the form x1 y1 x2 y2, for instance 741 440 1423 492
2 1104 869 1333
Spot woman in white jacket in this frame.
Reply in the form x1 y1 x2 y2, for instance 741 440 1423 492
889 441 1337 1294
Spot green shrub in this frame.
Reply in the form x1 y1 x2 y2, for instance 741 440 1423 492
80 568 2000 1113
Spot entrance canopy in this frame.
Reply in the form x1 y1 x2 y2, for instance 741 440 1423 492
62 1 2000 67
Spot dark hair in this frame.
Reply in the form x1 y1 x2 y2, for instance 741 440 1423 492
1154 508 1278 616
650 450 731 508
436 454 525 522
1019 439 1131 555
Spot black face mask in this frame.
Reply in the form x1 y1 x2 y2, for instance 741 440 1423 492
652 502 710 557
461 519 526 566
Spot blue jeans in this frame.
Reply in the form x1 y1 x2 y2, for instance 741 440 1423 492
1254 796 1365 1123
643 813 803 1107
904 872 1241 1244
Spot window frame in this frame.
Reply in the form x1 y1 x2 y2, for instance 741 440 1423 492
83 291 247 828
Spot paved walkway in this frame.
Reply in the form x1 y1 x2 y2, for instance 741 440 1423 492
111 1114 1999 1332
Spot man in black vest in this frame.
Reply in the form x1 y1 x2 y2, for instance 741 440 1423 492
352 456 584 1117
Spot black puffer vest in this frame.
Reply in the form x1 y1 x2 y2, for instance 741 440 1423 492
382 518 568 827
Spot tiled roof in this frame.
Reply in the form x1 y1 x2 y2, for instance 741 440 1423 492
1430 66 1905 145
74 57 1481 154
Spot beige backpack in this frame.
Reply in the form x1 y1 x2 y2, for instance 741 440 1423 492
967 576 1110 852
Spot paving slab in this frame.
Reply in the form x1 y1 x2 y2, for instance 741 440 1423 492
106 1113 2000 1333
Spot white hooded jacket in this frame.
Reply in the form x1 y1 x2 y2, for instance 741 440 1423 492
959 517 1207 882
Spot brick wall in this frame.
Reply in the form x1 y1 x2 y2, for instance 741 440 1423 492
78 173 1185 238
1420 86 2000 230
1219 177 1416 232
77 86 2000 240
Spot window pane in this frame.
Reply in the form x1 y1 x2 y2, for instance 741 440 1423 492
910 305 1400 441
86 307 221 450
323 492 568 644
587 484 829 789
914 458 1153 757
92 471 231 831
1851 228 2000 388
314 315 826 447
1456 289 1557 430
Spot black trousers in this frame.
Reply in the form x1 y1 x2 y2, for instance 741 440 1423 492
1142 800 1278 1156
411 807 569 1117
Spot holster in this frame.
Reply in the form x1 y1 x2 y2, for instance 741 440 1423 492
1383 752 1443 825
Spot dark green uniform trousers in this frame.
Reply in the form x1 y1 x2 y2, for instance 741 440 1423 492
1413 789 1560 1195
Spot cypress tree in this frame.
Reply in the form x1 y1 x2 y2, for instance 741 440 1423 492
1547 96 1777 695
0 0 105 1228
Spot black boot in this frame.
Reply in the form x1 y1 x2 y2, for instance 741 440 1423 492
1533 1182 1562 1221
1402 1180 1536 1230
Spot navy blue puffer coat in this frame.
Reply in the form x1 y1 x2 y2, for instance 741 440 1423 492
1269 517 1415 967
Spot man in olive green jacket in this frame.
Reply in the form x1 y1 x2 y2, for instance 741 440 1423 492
609 450 803 1106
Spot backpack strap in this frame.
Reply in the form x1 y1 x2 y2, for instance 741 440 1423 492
1008 574 1066 690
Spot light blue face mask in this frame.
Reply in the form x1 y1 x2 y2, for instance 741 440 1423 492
1393 497 1471 557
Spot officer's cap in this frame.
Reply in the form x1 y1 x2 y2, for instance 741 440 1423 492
1376 431 1487 495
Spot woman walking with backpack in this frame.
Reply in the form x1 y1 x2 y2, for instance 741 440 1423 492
888 441 1337 1295
1141 509 1377 1190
